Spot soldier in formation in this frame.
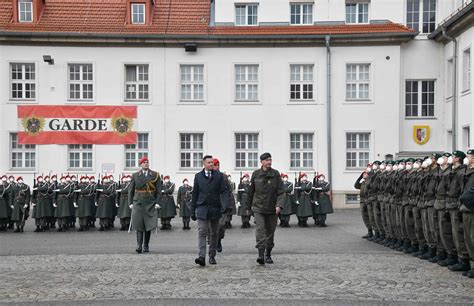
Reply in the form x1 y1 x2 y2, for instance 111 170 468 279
356 150 474 278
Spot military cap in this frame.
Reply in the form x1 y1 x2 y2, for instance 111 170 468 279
431 153 442 159
467 149 474 155
443 152 452 157
260 152 272 161
452 150 466 160
373 160 381 165
406 158 415 163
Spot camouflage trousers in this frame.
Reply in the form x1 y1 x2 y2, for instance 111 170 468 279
438 209 456 255
404 205 417 244
359 201 371 231
449 209 469 259
373 200 385 235
413 206 426 247
463 212 474 260
397 204 408 241
427 206 442 250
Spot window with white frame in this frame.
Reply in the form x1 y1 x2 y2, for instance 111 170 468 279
290 64 314 100
131 3 145 24
68 144 93 170
235 4 258 25
125 133 149 168
180 65 204 102
235 133 259 169
346 64 370 100
10 63 36 100
18 0 33 22
346 133 370 169
10 133 35 169
290 133 314 169
447 58 453 97
290 3 313 25
463 48 471 92
68 64 93 101
406 0 436 33
180 133 204 169
345 2 369 24
405 80 435 117
346 194 360 204
235 65 259 101
125 64 149 101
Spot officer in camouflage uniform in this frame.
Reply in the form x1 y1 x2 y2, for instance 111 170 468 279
411 158 427 256
367 161 382 242
424 154 442 261
446 150 470 271
355 169 371 238
416 157 433 258
433 153 453 264
247 152 285 265
128 156 162 253
459 149 474 278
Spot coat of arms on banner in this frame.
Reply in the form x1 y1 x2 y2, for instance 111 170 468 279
21 115 45 136
413 125 430 145
112 116 133 136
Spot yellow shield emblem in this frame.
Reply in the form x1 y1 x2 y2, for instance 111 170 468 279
413 125 430 145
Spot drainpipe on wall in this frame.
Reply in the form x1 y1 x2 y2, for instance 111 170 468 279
442 27 458 150
325 35 332 191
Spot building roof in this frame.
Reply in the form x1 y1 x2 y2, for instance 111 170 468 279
0 0 417 42
429 1 474 41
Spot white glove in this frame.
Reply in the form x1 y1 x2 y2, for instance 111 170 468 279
161 190 165 193
115 204 119 208
95 202 98 207
96 189 104 192
116 189 122 193
296 201 300 205
74 189 81 193
32 203 37 207
315 187 323 190
53 189 60 192
10 205 14 209
33 187 38 191
360 178 365 183
237 201 241 207
74 203 78 208
155 203 161 209
129 204 133 209
23 204 29 209
313 201 319 206
53 203 57 208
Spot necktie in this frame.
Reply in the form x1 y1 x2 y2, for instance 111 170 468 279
207 171 211 179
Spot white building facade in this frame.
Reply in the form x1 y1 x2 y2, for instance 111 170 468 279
0 0 472 208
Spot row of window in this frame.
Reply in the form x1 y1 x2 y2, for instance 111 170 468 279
16 0 436 34
9 62 369 103
9 54 472 117
8 132 371 171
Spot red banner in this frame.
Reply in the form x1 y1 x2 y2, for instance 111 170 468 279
17 106 137 144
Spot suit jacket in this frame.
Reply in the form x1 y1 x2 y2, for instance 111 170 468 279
191 169 230 220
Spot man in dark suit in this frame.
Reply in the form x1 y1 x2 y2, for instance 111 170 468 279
191 155 230 266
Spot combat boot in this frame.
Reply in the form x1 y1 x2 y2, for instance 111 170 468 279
136 231 144 254
265 248 274 264
362 230 373 239
448 258 470 272
143 231 151 253
257 248 265 265
438 253 458 267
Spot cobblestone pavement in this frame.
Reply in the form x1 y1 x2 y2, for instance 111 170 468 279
0 210 473 305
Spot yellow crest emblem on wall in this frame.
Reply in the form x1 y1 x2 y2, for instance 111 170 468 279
413 125 430 145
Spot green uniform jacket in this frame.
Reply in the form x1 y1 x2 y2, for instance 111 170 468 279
313 180 333 215
11 183 31 221
435 165 452 209
460 166 474 212
177 185 193 218
354 173 368 204
280 181 294 216
128 169 162 232
446 164 467 209
425 166 439 206
95 183 116 219
247 167 284 215
75 183 95 218
0 183 13 219
296 181 313 218
159 182 176 218
54 183 74 218
117 182 132 219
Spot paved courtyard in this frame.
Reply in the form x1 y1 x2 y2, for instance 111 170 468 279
0 210 473 305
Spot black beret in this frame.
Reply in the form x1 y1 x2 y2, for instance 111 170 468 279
453 150 466 159
260 152 272 161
